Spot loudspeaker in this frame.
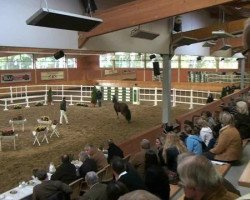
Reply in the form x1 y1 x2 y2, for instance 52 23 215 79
153 62 160 76
149 54 156 60
54 50 65 60
173 16 182 32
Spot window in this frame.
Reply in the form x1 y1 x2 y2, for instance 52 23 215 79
100 53 114 68
0 54 33 70
36 56 77 69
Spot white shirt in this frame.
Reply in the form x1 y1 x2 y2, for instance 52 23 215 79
200 127 213 146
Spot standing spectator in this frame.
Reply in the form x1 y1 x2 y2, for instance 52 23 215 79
51 154 78 184
97 90 103 107
107 139 124 163
33 169 72 200
206 93 214 104
130 139 151 180
59 97 69 125
78 151 97 178
80 171 108 200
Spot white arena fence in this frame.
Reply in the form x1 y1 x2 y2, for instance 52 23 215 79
207 74 250 84
0 85 221 111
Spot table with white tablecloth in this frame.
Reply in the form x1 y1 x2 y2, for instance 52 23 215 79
9 119 27 132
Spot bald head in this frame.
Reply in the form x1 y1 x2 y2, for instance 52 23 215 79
243 18 250 50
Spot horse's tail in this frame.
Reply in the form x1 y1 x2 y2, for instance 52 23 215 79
125 108 131 122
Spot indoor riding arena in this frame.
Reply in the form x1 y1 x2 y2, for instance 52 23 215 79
1 0 250 200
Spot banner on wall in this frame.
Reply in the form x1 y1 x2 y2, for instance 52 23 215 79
1 73 31 83
41 71 64 80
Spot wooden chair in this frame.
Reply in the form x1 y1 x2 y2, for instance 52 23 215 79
123 154 131 163
69 177 84 200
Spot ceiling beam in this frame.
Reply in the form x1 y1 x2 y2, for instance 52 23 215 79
78 0 235 48
173 18 247 46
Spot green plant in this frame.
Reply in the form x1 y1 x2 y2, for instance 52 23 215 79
13 104 22 109
41 116 50 121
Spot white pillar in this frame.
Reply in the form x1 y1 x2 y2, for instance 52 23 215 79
172 88 176 107
10 86 13 103
80 85 83 102
189 90 194 109
153 87 158 106
44 85 48 105
69 95 73 105
4 99 8 111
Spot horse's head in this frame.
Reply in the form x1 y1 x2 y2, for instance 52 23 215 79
112 95 118 103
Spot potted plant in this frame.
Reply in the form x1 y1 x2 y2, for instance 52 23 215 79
41 116 50 121
91 86 97 107
13 104 22 109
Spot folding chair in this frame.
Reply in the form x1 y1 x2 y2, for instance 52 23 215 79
50 124 59 138
32 131 41 146
41 128 49 144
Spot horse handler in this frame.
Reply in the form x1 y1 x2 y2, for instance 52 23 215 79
59 97 69 125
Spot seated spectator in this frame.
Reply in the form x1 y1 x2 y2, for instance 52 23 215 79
177 155 239 200
51 154 77 184
201 111 217 129
179 120 193 143
155 137 165 166
235 101 250 139
162 133 187 176
196 117 213 147
118 190 161 200
144 150 170 200
205 111 242 163
106 181 129 200
78 151 97 178
33 169 72 200
130 139 151 179
111 157 145 191
85 144 108 170
107 139 124 163
79 171 108 200
185 126 203 155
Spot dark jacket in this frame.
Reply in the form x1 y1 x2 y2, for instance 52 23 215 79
60 100 66 111
32 180 72 200
165 147 180 173
78 158 98 178
145 165 170 200
107 143 124 163
118 171 146 191
235 113 250 139
51 162 77 184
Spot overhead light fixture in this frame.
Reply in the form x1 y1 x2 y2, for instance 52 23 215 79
202 41 216 47
212 30 235 38
26 8 103 32
173 36 199 46
54 50 65 60
130 28 160 40
197 56 202 61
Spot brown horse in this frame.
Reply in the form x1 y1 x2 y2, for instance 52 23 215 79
112 95 131 123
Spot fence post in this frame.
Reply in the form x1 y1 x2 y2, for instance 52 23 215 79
189 89 194 109
44 85 48 105
26 96 30 108
132 87 140 105
154 87 157 106
69 95 73 105
172 88 176 107
10 86 13 103
80 85 83 102
4 99 8 111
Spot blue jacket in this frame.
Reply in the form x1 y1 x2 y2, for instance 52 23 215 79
186 135 203 155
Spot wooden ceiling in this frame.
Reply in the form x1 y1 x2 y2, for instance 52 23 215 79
1 0 249 57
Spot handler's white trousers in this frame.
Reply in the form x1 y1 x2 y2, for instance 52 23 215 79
60 110 68 124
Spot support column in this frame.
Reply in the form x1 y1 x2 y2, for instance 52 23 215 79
161 54 172 124
240 58 246 90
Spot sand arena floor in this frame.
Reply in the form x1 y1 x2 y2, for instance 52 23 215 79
0 101 192 192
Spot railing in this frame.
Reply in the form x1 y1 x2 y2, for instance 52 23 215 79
0 85 221 111
207 74 250 84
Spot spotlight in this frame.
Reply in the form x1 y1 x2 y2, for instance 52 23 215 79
149 54 156 60
220 58 225 61
197 56 202 61
173 16 182 32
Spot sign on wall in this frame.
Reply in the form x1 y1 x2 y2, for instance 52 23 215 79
41 71 64 80
1 73 31 83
